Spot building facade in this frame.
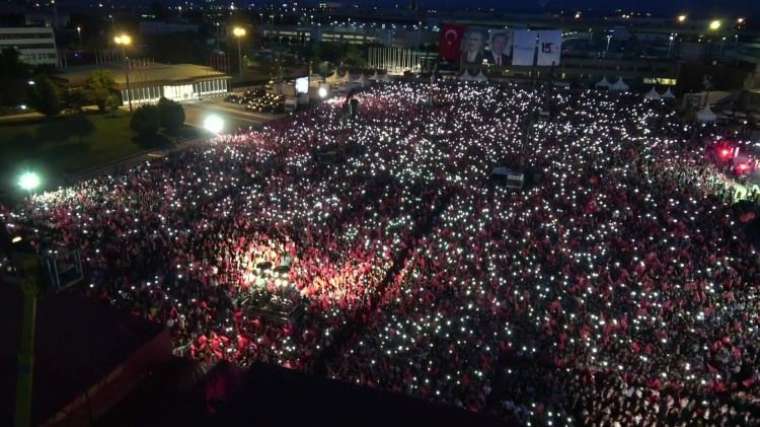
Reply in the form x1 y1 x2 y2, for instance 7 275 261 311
0 27 58 66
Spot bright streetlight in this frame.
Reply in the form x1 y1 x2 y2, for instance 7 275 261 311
709 20 722 31
233 26 247 78
203 114 225 134
18 172 41 192
114 33 133 112
677 14 687 24
318 86 329 98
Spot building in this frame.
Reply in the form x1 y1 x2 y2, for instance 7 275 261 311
0 26 58 66
58 63 232 107
0 286 170 426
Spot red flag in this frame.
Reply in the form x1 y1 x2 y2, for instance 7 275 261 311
439 24 466 61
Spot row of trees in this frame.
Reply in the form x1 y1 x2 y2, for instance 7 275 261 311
1 47 122 117
27 70 121 117
130 97 186 138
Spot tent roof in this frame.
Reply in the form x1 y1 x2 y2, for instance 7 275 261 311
644 87 661 100
610 77 629 92
595 77 611 87
697 106 718 122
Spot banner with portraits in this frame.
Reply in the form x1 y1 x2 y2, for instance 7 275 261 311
536 30 562 67
439 24 562 69
512 30 537 66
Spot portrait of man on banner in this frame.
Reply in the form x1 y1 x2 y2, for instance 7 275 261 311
486 31 512 67
460 30 486 72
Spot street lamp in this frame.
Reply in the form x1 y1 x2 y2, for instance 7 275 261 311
605 33 613 57
203 114 225 134
76 26 82 46
709 20 722 32
114 33 133 112
18 171 41 193
318 85 329 99
677 14 687 24
232 26 247 78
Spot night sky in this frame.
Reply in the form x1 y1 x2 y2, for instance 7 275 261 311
332 0 757 15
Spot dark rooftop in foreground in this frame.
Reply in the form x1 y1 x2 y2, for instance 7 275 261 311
0 285 165 426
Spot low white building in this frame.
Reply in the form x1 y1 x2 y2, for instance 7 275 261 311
59 63 231 107
0 27 58 66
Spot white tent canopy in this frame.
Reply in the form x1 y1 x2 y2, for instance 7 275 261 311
644 87 661 100
697 106 717 123
662 88 676 99
610 77 629 92
595 77 611 88
473 71 488 82
369 71 380 81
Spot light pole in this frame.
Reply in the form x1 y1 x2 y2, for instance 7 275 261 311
233 26 247 78
18 172 41 195
708 20 722 61
114 33 133 112
605 34 613 57
76 26 82 47
667 33 676 57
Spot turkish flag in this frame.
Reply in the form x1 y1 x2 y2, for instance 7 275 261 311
439 24 465 61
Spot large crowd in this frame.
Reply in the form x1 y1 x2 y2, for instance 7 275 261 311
3 80 760 426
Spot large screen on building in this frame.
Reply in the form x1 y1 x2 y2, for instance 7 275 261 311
295 76 309 94
440 24 562 68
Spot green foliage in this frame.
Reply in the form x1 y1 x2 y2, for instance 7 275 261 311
157 97 186 133
84 70 118 112
63 88 87 112
28 76 62 117
342 44 367 68
106 94 122 114
129 104 161 137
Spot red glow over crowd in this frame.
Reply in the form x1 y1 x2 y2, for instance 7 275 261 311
3 81 760 426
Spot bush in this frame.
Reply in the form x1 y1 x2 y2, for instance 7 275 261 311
130 105 161 137
84 70 118 113
157 97 185 133
28 76 62 117
63 88 87 112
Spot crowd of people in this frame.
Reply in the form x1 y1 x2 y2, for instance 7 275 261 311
225 89 285 113
3 80 760 425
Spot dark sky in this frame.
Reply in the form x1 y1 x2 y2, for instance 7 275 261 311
354 0 756 15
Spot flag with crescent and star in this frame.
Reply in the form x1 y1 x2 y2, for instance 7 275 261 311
439 23 466 61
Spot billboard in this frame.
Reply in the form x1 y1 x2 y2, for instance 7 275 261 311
537 30 562 67
512 30 536 66
438 25 562 69
295 76 309 94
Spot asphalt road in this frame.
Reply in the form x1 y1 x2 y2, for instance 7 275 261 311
183 99 285 134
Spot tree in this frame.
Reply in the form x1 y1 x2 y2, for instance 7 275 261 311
105 94 122 115
84 70 118 112
63 88 87 112
130 105 161 137
157 97 185 133
28 75 62 117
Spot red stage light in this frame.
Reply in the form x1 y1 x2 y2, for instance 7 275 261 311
737 163 750 174
719 148 732 159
